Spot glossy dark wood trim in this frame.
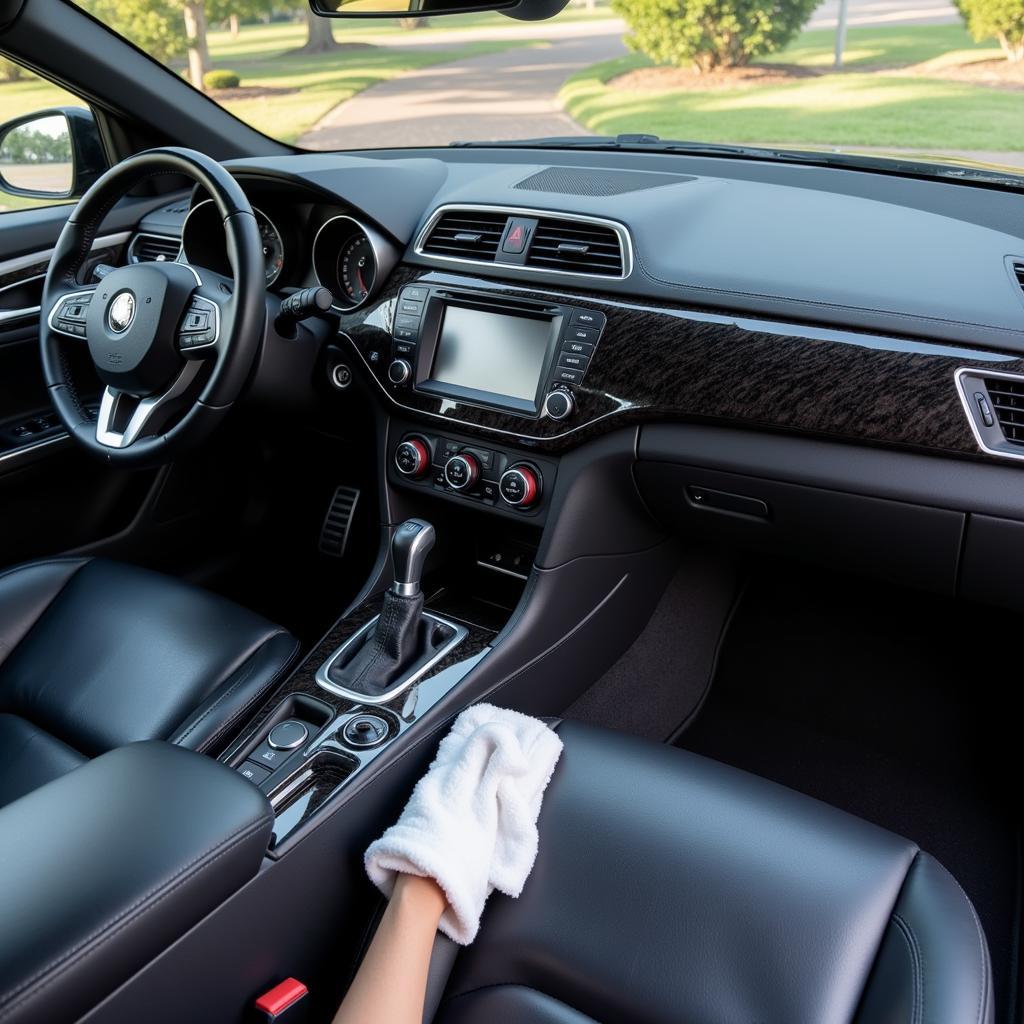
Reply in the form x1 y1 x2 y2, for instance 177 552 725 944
338 267 1024 460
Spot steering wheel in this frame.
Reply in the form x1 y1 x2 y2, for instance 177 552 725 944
41 148 265 467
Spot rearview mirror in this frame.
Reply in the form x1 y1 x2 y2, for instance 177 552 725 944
0 107 106 201
309 0 567 21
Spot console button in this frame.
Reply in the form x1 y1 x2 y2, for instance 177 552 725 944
564 325 600 345
552 367 584 386
558 352 590 372
402 286 428 303
444 453 480 491
571 308 606 330
499 465 540 509
394 325 418 342
268 720 309 750
239 762 272 785
562 340 595 357
543 389 575 421
343 714 390 748
394 313 420 331
251 741 292 769
398 299 423 316
388 359 412 385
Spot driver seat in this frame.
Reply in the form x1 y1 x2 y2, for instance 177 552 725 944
0 557 299 810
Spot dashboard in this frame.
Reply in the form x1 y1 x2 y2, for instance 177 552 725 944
126 150 1024 474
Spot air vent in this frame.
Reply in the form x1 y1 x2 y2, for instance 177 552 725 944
525 217 624 277
1012 260 1024 296
421 211 507 261
319 485 360 557
982 375 1024 445
129 234 181 264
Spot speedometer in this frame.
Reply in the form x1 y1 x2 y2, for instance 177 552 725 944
258 211 285 286
338 234 376 307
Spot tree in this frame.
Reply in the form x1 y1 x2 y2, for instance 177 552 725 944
301 6 340 51
0 57 24 82
955 0 1024 60
612 0 817 71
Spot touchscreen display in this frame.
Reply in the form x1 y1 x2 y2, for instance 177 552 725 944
430 306 552 404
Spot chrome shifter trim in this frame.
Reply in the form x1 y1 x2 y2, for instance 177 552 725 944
314 611 468 705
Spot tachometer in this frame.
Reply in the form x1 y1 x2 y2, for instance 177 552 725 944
312 215 397 312
338 234 376 307
258 211 285 286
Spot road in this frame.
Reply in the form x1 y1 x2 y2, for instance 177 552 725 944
298 0 961 151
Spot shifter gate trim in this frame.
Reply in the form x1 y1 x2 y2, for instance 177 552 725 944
314 611 469 705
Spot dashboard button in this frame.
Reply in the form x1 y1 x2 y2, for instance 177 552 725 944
394 325 418 342
553 367 584 386
396 437 430 478
394 313 420 330
571 309 606 329
399 299 423 316
500 465 541 509
402 286 428 302
558 352 590 372
388 359 412 384
564 325 599 345
562 340 595 357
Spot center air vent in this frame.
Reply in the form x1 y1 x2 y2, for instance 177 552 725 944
129 234 181 264
525 217 624 277
420 211 507 261
417 205 630 279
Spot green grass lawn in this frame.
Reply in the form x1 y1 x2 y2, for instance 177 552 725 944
561 25 1022 153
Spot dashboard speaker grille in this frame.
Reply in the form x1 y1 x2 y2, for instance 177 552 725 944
421 211 506 261
525 217 623 276
983 375 1024 445
129 234 181 264
513 167 695 197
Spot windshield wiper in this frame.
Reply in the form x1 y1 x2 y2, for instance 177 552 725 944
451 134 1024 189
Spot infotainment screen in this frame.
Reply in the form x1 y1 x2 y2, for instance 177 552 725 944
426 305 555 411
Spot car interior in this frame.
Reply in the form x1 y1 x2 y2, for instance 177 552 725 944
0 0 1021 1020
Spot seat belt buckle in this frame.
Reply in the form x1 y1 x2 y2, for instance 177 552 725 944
251 978 309 1023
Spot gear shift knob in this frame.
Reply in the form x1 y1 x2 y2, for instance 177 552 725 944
391 519 435 597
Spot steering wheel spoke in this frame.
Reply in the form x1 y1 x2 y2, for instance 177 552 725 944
47 285 97 341
95 361 203 449
176 292 222 360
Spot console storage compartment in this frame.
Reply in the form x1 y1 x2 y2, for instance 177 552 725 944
0 742 273 1024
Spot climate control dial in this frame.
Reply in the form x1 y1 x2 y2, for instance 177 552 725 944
395 437 430 479
444 452 480 491
499 464 541 509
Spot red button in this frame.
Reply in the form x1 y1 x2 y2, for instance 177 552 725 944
255 978 308 1017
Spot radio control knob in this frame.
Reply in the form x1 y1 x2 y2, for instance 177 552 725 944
387 358 412 385
499 465 541 509
395 437 430 479
543 389 575 421
444 453 480 491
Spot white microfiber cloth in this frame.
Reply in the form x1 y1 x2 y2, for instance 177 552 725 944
364 703 563 945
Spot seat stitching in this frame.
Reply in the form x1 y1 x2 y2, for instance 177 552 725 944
191 637 302 754
0 811 272 1017
892 913 923 1024
170 632 296 747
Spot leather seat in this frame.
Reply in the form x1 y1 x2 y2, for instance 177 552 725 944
431 720 993 1024
0 557 299 809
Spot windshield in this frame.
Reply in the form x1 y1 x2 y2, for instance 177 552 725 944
73 0 1022 174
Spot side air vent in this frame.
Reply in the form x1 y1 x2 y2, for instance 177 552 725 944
129 234 181 264
981 375 1024 444
1011 260 1024 297
420 211 507 261
525 217 624 277
955 367 1024 461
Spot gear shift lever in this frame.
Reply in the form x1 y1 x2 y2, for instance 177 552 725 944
325 519 437 698
391 518 435 598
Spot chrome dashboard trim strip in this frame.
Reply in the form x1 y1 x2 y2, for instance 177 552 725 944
0 433 71 470
0 232 131 279
413 203 634 282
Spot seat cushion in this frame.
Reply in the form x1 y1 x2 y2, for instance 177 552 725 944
0 557 299 804
434 719 993 1024
0 714 86 808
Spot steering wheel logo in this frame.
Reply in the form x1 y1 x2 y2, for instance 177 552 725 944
107 291 136 334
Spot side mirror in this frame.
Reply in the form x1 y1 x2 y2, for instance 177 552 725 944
0 107 106 201
309 0 568 21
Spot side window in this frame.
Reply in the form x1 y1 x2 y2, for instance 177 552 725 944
0 55 107 215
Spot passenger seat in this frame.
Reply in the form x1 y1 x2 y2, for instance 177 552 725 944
429 719 992 1024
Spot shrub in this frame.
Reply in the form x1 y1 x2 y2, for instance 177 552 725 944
612 0 818 71
955 0 1024 61
203 69 241 91
0 57 23 82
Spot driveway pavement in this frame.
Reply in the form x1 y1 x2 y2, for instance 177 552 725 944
298 0 963 151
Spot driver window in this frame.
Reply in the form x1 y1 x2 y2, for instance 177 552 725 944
0 56 88 215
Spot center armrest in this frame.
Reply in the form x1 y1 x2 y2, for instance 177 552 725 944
0 741 274 1024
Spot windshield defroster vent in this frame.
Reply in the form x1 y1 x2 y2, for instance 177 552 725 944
420 211 507 261
525 217 623 276
129 234 181 264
